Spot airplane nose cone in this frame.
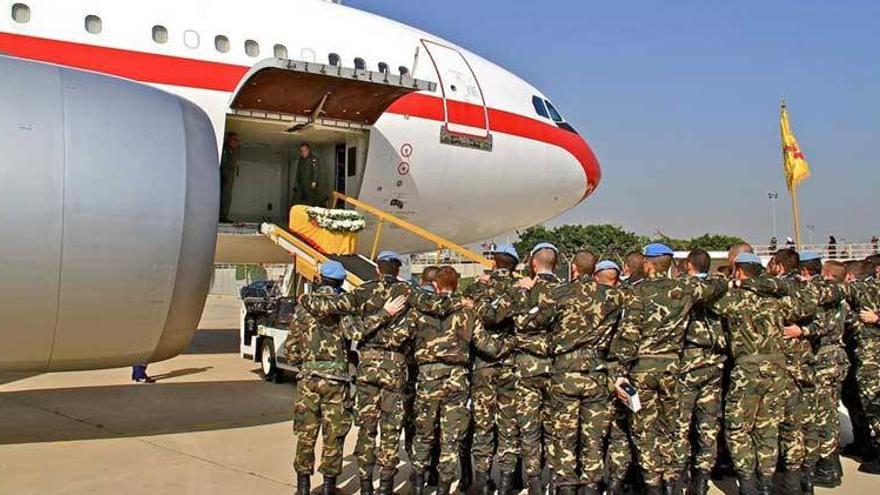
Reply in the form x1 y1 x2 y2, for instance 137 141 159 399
553 125 601 200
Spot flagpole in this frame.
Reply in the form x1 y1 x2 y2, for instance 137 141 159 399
790 186 803 250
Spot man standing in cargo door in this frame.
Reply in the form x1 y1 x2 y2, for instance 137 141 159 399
293 143 327 207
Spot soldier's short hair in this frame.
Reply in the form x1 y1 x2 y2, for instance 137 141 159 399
687 249 711 274
646 254 673 273
420 266 440 285
823 261 846 282
800 258 822 276
377 259 401 277
736 262 762 278
434 266 459 292
773 248 800 272
624 251 644 276
299 142 310 149
572 251 597 277
846 260 870 278
532 248 557 272
493 252 518 270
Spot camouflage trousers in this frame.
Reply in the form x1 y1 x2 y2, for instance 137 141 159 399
547 370 612 487
604 402 634 486
725 358 786 479
856 337 880 440
628 363 680 487
779 366 818 470
293 376 352 476
517 374 551 479
814 346 848 459
412 366 470 483
675 360 724 473
355 381 404 478
471 365 520 475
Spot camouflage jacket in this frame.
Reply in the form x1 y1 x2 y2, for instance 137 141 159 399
709 285 794 362
681 274 728 370
285 285 393 381
531 276 625 373
406 293 511 378
806 279 848 349
468 269 521 369
507 272 564 376
609 272 727 373
845 277 880 340
301 275 454 354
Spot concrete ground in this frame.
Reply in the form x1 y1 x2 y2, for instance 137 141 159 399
1 296 878 494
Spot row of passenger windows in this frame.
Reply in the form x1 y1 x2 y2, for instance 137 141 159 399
532 95 564 122
10 3 411 74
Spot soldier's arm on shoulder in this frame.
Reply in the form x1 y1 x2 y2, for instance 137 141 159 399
340 308 394 341
513 284 566 333
302 291 360 316
739 275 789 297
691 276 728 304
815 280 846 306
607 291 642 370
470 317 514 358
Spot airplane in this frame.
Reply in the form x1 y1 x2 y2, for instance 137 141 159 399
0 0 601 372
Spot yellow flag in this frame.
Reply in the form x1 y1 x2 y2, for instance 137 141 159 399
780 102 811 191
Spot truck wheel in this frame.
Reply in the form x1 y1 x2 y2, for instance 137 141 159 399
259 338 279 382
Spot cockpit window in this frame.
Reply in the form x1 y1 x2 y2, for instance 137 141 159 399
545 100 564 123
532 96 549 119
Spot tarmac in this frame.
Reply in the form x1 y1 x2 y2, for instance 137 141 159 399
1 296 878 494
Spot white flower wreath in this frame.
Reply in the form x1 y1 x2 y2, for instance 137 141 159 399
306 207 367 233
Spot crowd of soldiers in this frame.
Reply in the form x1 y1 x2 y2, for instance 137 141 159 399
282 241 880 495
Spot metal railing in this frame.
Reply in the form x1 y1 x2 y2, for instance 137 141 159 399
331 192 493 269
752 243 879 259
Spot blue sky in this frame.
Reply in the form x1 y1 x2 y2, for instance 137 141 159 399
347 0 879 244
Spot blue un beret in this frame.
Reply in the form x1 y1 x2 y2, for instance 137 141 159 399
735 252 762 265
377 250 403 264
799 251 822 262
643 243 674 257
530 242 559 256
492 244 520 263
595 260 621 273
320 260 347 281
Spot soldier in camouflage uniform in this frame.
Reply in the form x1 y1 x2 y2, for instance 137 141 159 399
840 260 874 460
673 249 727 495
604 251 644 494
465 245 522 495
408 266 513 495
806 260 850 487
405 266 441 460
303 251 455 495
531 253 624 495
709 252 794 495
610 243 727 495
287 261 407 495
505 242 566 495
850 255 880 474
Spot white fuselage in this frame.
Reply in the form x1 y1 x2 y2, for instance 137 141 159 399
1 0 601 250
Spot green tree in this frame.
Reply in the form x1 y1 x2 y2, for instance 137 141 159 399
515 224 647 261
686 233 746 251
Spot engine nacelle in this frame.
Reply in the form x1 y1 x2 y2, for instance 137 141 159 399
0 56 218 371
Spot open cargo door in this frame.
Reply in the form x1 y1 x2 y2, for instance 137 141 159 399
230 58 436 129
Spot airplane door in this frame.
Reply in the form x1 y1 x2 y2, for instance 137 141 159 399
421 40 490 140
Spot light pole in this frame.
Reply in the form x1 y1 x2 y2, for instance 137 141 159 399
768 192 779 241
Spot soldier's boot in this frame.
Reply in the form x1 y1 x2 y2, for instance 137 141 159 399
577 484 600 495
754 473 770 495
437 481 452 495
377 474 395 495
411 470 426 495
644 485 662 495
833 451 844 484
735 474 758 495
813 456 837 487
691 470 711 495
605 479 625 495
799 466 814 495
359 476 374 495
664 478 686 495
497 473 515 495
556 485 577 495
527 476 543 495
778 470 800 495
473 471 492 495
321 475 336 495
296 474 310 495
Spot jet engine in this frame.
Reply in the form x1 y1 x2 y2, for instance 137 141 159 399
0 56 218 371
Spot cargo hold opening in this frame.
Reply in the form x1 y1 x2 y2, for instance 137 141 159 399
218 58 435 226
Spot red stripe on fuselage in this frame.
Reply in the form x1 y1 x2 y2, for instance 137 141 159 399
0 32 600 197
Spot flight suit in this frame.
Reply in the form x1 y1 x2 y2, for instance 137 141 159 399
294 153 326 207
